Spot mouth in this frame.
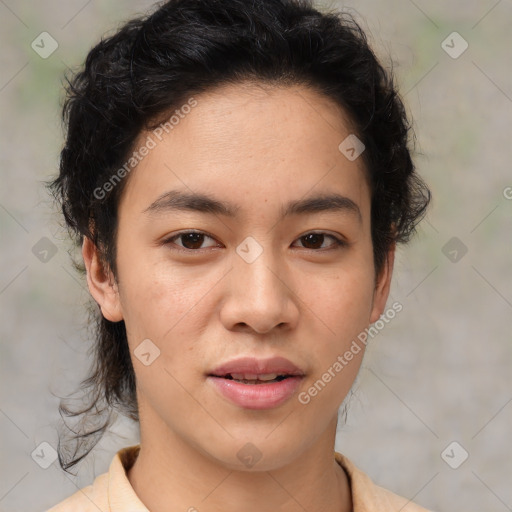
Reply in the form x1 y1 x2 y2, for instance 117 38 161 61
207 356 305 409
211 373 295 384
208 355 305 378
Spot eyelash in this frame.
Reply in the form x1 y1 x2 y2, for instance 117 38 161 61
161 230 348 254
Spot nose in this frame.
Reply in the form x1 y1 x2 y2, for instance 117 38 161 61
219 245 299 335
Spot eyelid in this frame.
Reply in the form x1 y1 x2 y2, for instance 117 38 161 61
293 230 348 248
161 229 348 253
161 230 220 252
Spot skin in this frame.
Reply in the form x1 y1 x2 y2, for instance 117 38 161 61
83 81 395 512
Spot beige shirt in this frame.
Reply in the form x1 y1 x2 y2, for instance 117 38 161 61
46 444 431 511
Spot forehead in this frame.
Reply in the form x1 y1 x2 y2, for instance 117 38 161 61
166 81 358 161
119 81 370 220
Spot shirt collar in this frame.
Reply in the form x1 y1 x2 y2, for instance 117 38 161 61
107 444 148 511
106 444 376 511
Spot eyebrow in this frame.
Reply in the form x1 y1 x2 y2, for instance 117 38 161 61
143 189 362 224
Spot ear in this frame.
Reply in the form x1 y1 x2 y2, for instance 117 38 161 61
369 242 396 324
82 237 124 322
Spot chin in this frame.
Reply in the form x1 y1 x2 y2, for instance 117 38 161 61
201 433 310 472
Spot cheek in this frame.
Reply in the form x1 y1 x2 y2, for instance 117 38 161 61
307 265 375 335
293 275 372 415
120 270 208 339
298 263 375 385
119 267 211 408
116 246 224 359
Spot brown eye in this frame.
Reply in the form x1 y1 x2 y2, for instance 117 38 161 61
164 231 219 252
300 233 326 249
178 232 207 250
163 230 346 254
294 232 345 251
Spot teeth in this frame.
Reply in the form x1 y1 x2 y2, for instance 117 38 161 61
229 373 279 381
258 373 279 381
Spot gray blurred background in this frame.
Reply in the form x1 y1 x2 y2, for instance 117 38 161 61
1 1 511 511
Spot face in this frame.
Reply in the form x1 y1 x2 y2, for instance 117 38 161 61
86 82 393 471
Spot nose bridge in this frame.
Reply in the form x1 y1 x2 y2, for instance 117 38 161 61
243 247 280 299
235 236 283 302
224 235 294 332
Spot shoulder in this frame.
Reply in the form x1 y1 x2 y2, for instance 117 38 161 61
46 445 144 512
335 452 434 512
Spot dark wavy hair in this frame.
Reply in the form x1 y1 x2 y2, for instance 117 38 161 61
49 0 430 473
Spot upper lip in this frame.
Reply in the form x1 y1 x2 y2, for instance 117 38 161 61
209 356 305 377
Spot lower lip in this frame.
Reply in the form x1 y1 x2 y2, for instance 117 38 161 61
208 376 303 410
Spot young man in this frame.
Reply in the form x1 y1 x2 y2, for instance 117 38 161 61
47 0 431 510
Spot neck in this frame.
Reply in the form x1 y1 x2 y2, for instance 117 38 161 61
127 412 352 512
